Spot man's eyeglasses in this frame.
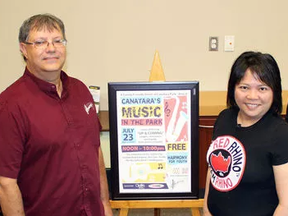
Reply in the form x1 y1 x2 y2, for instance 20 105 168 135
24 39 67 49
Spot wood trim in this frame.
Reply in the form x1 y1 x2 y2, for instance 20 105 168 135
98 111 109 131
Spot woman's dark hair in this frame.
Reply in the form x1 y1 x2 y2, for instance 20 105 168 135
227 51 282 114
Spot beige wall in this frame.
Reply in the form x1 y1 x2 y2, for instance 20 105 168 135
1 0 288 167
1 1 288 107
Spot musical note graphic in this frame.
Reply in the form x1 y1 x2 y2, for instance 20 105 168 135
164 101 171 117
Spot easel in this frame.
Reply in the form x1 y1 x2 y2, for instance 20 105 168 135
110 199 204 216
111 51 204 216
148 50 166 82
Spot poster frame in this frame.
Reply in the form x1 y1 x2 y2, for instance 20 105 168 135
108 81 199 200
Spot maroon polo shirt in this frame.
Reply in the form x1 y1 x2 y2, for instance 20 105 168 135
0 68 104 216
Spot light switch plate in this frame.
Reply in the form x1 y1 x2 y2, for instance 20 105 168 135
224 35 235 52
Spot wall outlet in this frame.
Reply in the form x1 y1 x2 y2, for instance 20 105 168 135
209 36 218 51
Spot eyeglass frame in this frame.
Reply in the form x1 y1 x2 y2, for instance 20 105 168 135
23 39 67 49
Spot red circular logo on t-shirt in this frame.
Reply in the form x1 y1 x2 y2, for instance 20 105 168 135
207 135 246 192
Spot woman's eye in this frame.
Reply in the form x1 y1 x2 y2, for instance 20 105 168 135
239 86 248 90
260 87 268 91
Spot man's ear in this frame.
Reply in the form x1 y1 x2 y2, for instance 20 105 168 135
19 43 28 59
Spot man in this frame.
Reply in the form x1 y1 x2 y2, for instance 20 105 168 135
0 14 113 216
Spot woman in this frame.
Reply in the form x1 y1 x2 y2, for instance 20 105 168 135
203 51 288 216
285 104 288 122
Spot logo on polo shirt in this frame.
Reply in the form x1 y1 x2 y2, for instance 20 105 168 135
207 136 246 192
84 102 94 114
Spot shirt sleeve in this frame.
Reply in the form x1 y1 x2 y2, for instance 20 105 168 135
0 101 25 179
271 122 288 166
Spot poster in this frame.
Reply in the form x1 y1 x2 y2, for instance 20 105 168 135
118 90 191 193
108 82 199 200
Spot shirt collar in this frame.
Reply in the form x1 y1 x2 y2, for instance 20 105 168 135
23 67 69 98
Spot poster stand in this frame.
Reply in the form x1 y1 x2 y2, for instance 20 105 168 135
109 51 204 215
149 50 166 82
110 199 204 216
